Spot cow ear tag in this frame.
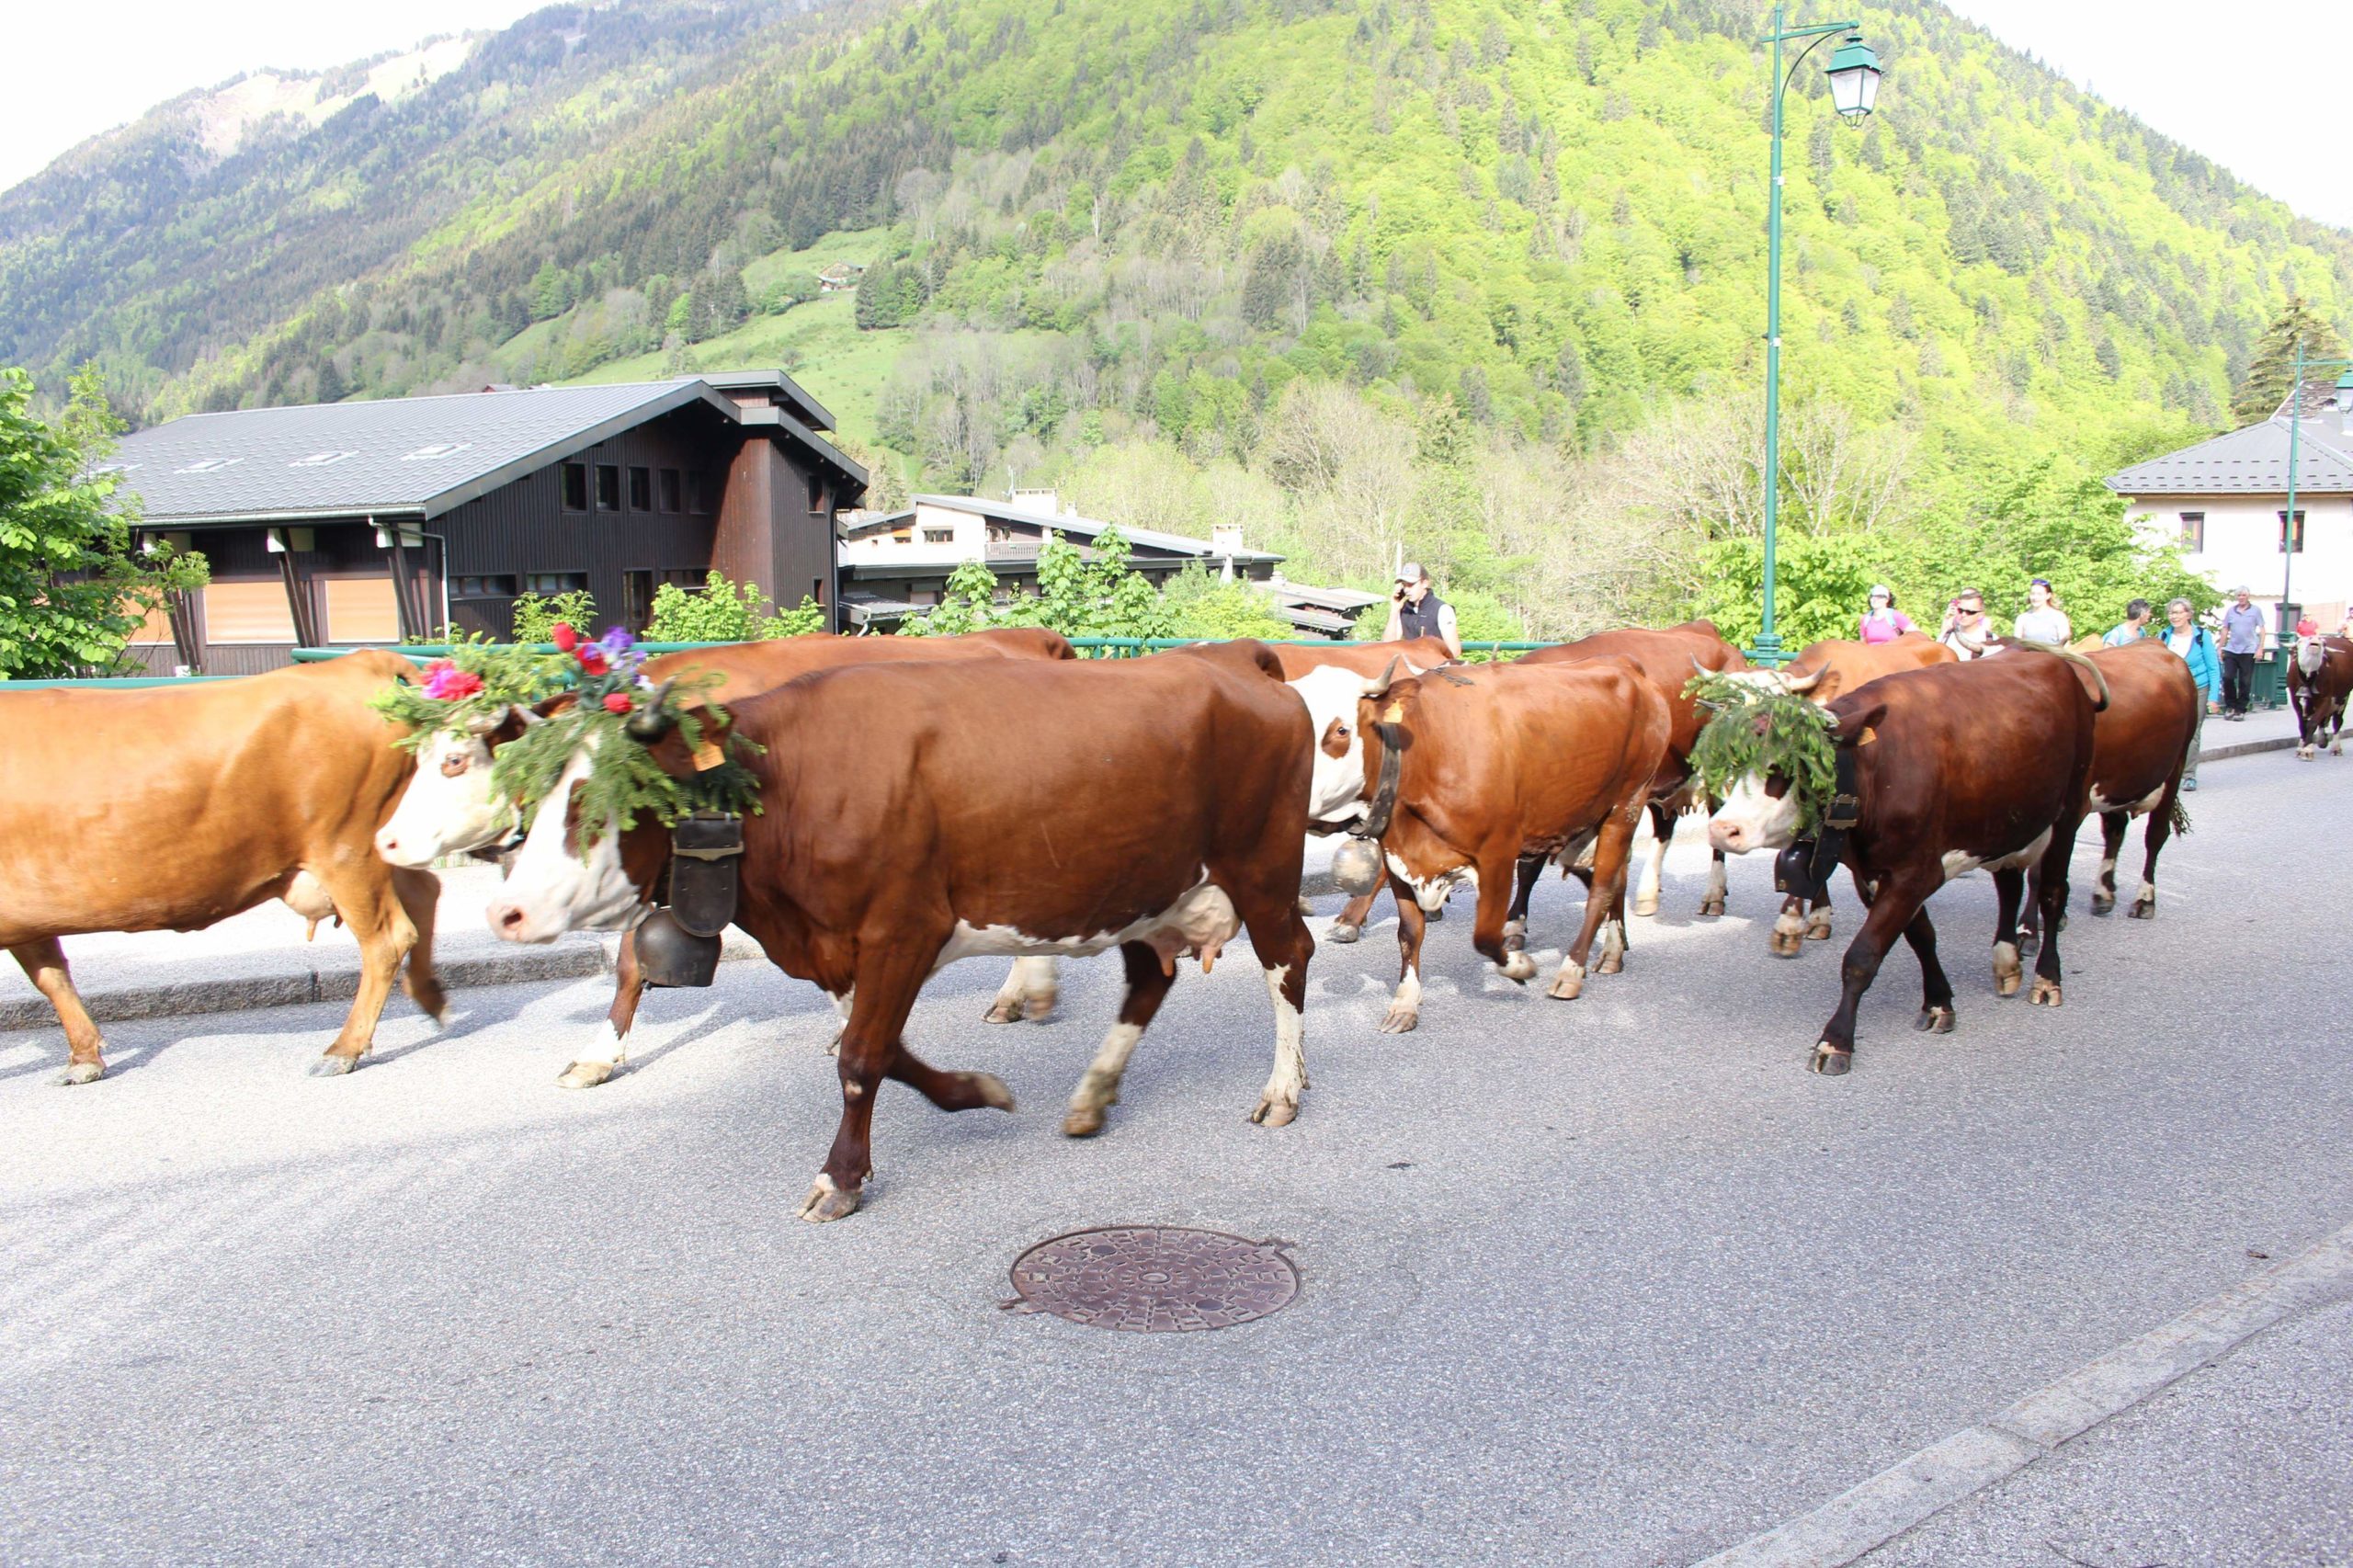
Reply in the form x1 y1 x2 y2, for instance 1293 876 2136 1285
1856 726 1877 746
1380 700 1404 723
691 740 724 770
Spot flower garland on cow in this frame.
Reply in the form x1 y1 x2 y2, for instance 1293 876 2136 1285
369 636 570 746
1685 670 1841 833
486 624 763 846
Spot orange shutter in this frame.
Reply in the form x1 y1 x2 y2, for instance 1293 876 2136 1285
123 596 176 644
324 576 401 643
202 580 298 643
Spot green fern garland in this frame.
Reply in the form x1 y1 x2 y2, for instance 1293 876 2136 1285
369 639 570 750
488 677 763 846
1686 671 1841 834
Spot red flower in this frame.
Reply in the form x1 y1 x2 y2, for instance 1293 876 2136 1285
575 647 609 676
602 692 634 715
551 623 580 653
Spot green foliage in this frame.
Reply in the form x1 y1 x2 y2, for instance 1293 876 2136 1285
1162 562 1291 641
367 637 569 744
900 528 1173 641
644 570 822 642
2232 296 2347 425
1690 534 1884 653
509 587 597 645
1686 673 1841 834
0 365 209 678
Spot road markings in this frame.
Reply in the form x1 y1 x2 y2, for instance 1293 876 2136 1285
1696 1215 2353 1567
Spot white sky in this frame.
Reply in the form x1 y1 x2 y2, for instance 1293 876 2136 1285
2 2 2349 232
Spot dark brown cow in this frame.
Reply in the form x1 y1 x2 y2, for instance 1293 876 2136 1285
2288 634 2353 760
1313 659 1670 1031
480 643 1317 1221
1 652 444 1083
1705 652 2104 1074
374 629 1078 1085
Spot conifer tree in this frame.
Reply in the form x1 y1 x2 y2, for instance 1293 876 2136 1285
2231 297 2348 426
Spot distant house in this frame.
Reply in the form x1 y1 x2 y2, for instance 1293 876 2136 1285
107 370 865 673
1256 576 1386 638
2108 384 2353 638
815 262 867 293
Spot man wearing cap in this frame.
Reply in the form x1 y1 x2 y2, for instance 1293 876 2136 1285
2219 585 2266 721
1384 562 1463 659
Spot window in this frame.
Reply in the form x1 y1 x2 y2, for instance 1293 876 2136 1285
289 451 354 468
523 572 589 596
689 472 716 514
2178 511 2204 551
658 568 705 589
176 457 243 474
2280 508 2306 554
658 469 682 513
323 576 402 643
402 442 472 461
922 528 955 544
622 570 654 632
455 574 519 599
806 473 828 513
595 464 620 510
202 580 297 643
561 462 588 510
628 466 652 512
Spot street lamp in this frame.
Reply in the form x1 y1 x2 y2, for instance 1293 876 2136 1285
2279 339 2353 666
1753 9 1882 664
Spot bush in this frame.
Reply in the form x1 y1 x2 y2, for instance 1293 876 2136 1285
645 570 823 642
1162 562 1292 641
510 588 596 644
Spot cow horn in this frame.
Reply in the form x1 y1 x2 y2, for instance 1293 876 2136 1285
624 680 679 743
1779 662 1824 694
1366 654 1405 698
463 704 510 735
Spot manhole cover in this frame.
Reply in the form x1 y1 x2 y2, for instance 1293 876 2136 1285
1004 1226 1298 1332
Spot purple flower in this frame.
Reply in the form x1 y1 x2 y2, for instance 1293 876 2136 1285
597 626 635 657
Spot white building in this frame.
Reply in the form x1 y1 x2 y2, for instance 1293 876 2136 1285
2108 388 2353 637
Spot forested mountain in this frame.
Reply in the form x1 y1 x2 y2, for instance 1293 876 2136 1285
7 0 2352 639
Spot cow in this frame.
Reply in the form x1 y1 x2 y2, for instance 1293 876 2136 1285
1299 658 1671 1032
1745 633 1957 955
477 643 1318 1221
1703 650 2105 1075
0 652 445 1084
373 628 1078 1086
2288 633 2353 760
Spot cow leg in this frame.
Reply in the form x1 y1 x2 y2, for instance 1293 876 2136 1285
1903 904 1957 1035
1804 892 1834 942
390 866 449 1026
559 929 650 1089
12 939 108 1085
1991 866 2026 996
1699 845 1728 918
2131 788 2180 920
800 950 929 1223
309 866 419 1077
1632 801 1672 918
1813 870 1933 1074
1770 895 1808 958
983 956 1058 1024
1063 942 1176 1137
1326 888 1379 945
2090 811 2129 916
1239 894 1314 1128
1548 808 1637 999
1502 853 1545 952
1380 874 1429 1033
887 1043 1016 1113
2028 819 2081 1007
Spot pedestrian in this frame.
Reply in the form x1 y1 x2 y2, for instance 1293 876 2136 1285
1384 562 1463 660
1857 585 1915 644
2218 585 2266 721
2014 577 2072 644
2160 597 2220 790
1939 586 1996 659
2102 598 2154 647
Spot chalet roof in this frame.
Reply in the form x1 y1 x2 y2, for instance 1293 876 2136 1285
691 368 835 432
1260 578 1385 612
107 377 864 528
2107 415 2353 497
881 494 1285 564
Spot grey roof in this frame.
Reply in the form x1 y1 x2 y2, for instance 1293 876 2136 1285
2107 415 2353 497
889 494 1285 564
694 368 835 432
107 377 864 528
1258 579 1383 612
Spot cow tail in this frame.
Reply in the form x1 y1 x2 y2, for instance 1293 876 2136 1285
2168 792 2192 837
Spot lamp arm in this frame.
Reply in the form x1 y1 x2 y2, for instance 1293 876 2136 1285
1779 28 1844 103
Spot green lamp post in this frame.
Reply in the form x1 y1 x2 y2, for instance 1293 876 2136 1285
2276 342 2353 684
1753 7 1882 663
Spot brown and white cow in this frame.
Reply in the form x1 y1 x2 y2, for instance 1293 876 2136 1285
0 652 445 1083
1705 652 2103 1074
374 628 1076 1085
1745 632 1957 955
479 643 1317 1221
1270 637 1458 682
1305 659 1670 1032
2288 633 2353 760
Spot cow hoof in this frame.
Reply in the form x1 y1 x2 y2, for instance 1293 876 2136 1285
308 1054 360 1078
1501 924 1526 953
556 1060 618 1090
1810 1042 1852 1076
2298 746 2316 760
1378 1004 1419 1034
2128 899 2155 920
981 998 1022 1024
56 1061 104 1086
2090 894 2115 916
2029 977 2063 1007
1500 952 1537 983
1324 922 1362 945
797 1175 861 1223
1994 971 2020 998
970 1073 1017 1112
1547 971 1584 1001
1804 919 1833 942
1632 893 1660 918
1595 951 1623 976
1021 996 1057 1025
1914 1006 1956 1034
1062 1105 1107 1138
1768 932 1802 959
1249 1092 1299 1128
1699 897 1726 918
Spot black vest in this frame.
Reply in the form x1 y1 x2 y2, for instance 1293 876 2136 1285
1398 590 1448 642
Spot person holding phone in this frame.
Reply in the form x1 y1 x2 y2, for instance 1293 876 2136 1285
1384 562 1463 660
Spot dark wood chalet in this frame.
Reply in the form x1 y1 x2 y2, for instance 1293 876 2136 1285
108 371 864 673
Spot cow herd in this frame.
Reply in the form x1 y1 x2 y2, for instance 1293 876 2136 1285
1 619 2210 1221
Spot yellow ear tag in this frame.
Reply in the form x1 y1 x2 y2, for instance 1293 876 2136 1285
692 740 725 770
1381 700 1405 724
1856 726 1878 746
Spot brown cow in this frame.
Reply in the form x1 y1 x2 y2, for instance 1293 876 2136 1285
1310 659 1670 1032
478 643 1317 1221
1269 637 1458 681
2288 634 2353 760
1 652 444 1083
1751 633 1957 955
1706 652 2104 1074
374 629 1077 1085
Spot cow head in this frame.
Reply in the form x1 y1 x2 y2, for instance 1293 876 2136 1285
375 706 535 867
1288 658 1419 827
1701 692 1875 856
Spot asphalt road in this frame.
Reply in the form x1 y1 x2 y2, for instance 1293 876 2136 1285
4 747 2349 1567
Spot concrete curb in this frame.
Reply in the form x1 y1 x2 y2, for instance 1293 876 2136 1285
2198 733 2297 763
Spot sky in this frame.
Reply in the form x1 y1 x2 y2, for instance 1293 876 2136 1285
3 1 2350 231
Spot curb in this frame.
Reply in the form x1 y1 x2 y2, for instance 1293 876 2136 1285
2198 733 2298 763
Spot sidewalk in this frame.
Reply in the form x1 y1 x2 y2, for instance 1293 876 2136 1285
2196 701 2303 763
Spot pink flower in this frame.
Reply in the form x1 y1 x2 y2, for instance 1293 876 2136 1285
602 692 633 715
551 623 580 653
422 664 484 701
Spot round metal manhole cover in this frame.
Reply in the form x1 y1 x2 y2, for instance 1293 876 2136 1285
1005 1226 1298 1332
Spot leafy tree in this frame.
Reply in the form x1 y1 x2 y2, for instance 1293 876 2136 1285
529 262 574 322
509 587 597 644
645 569 822 641
0 366 209 678
1161 562 1291 640
2231 296 2349 426
900 528 1173 641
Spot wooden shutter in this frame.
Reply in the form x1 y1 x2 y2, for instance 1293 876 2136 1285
324 576 402 643
202 580 297 643
123 596 176 643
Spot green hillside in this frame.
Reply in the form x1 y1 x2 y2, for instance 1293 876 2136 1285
6 0 2350 638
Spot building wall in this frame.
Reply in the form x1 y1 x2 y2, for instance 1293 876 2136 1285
715 437 838 630
2128 490 2353 632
